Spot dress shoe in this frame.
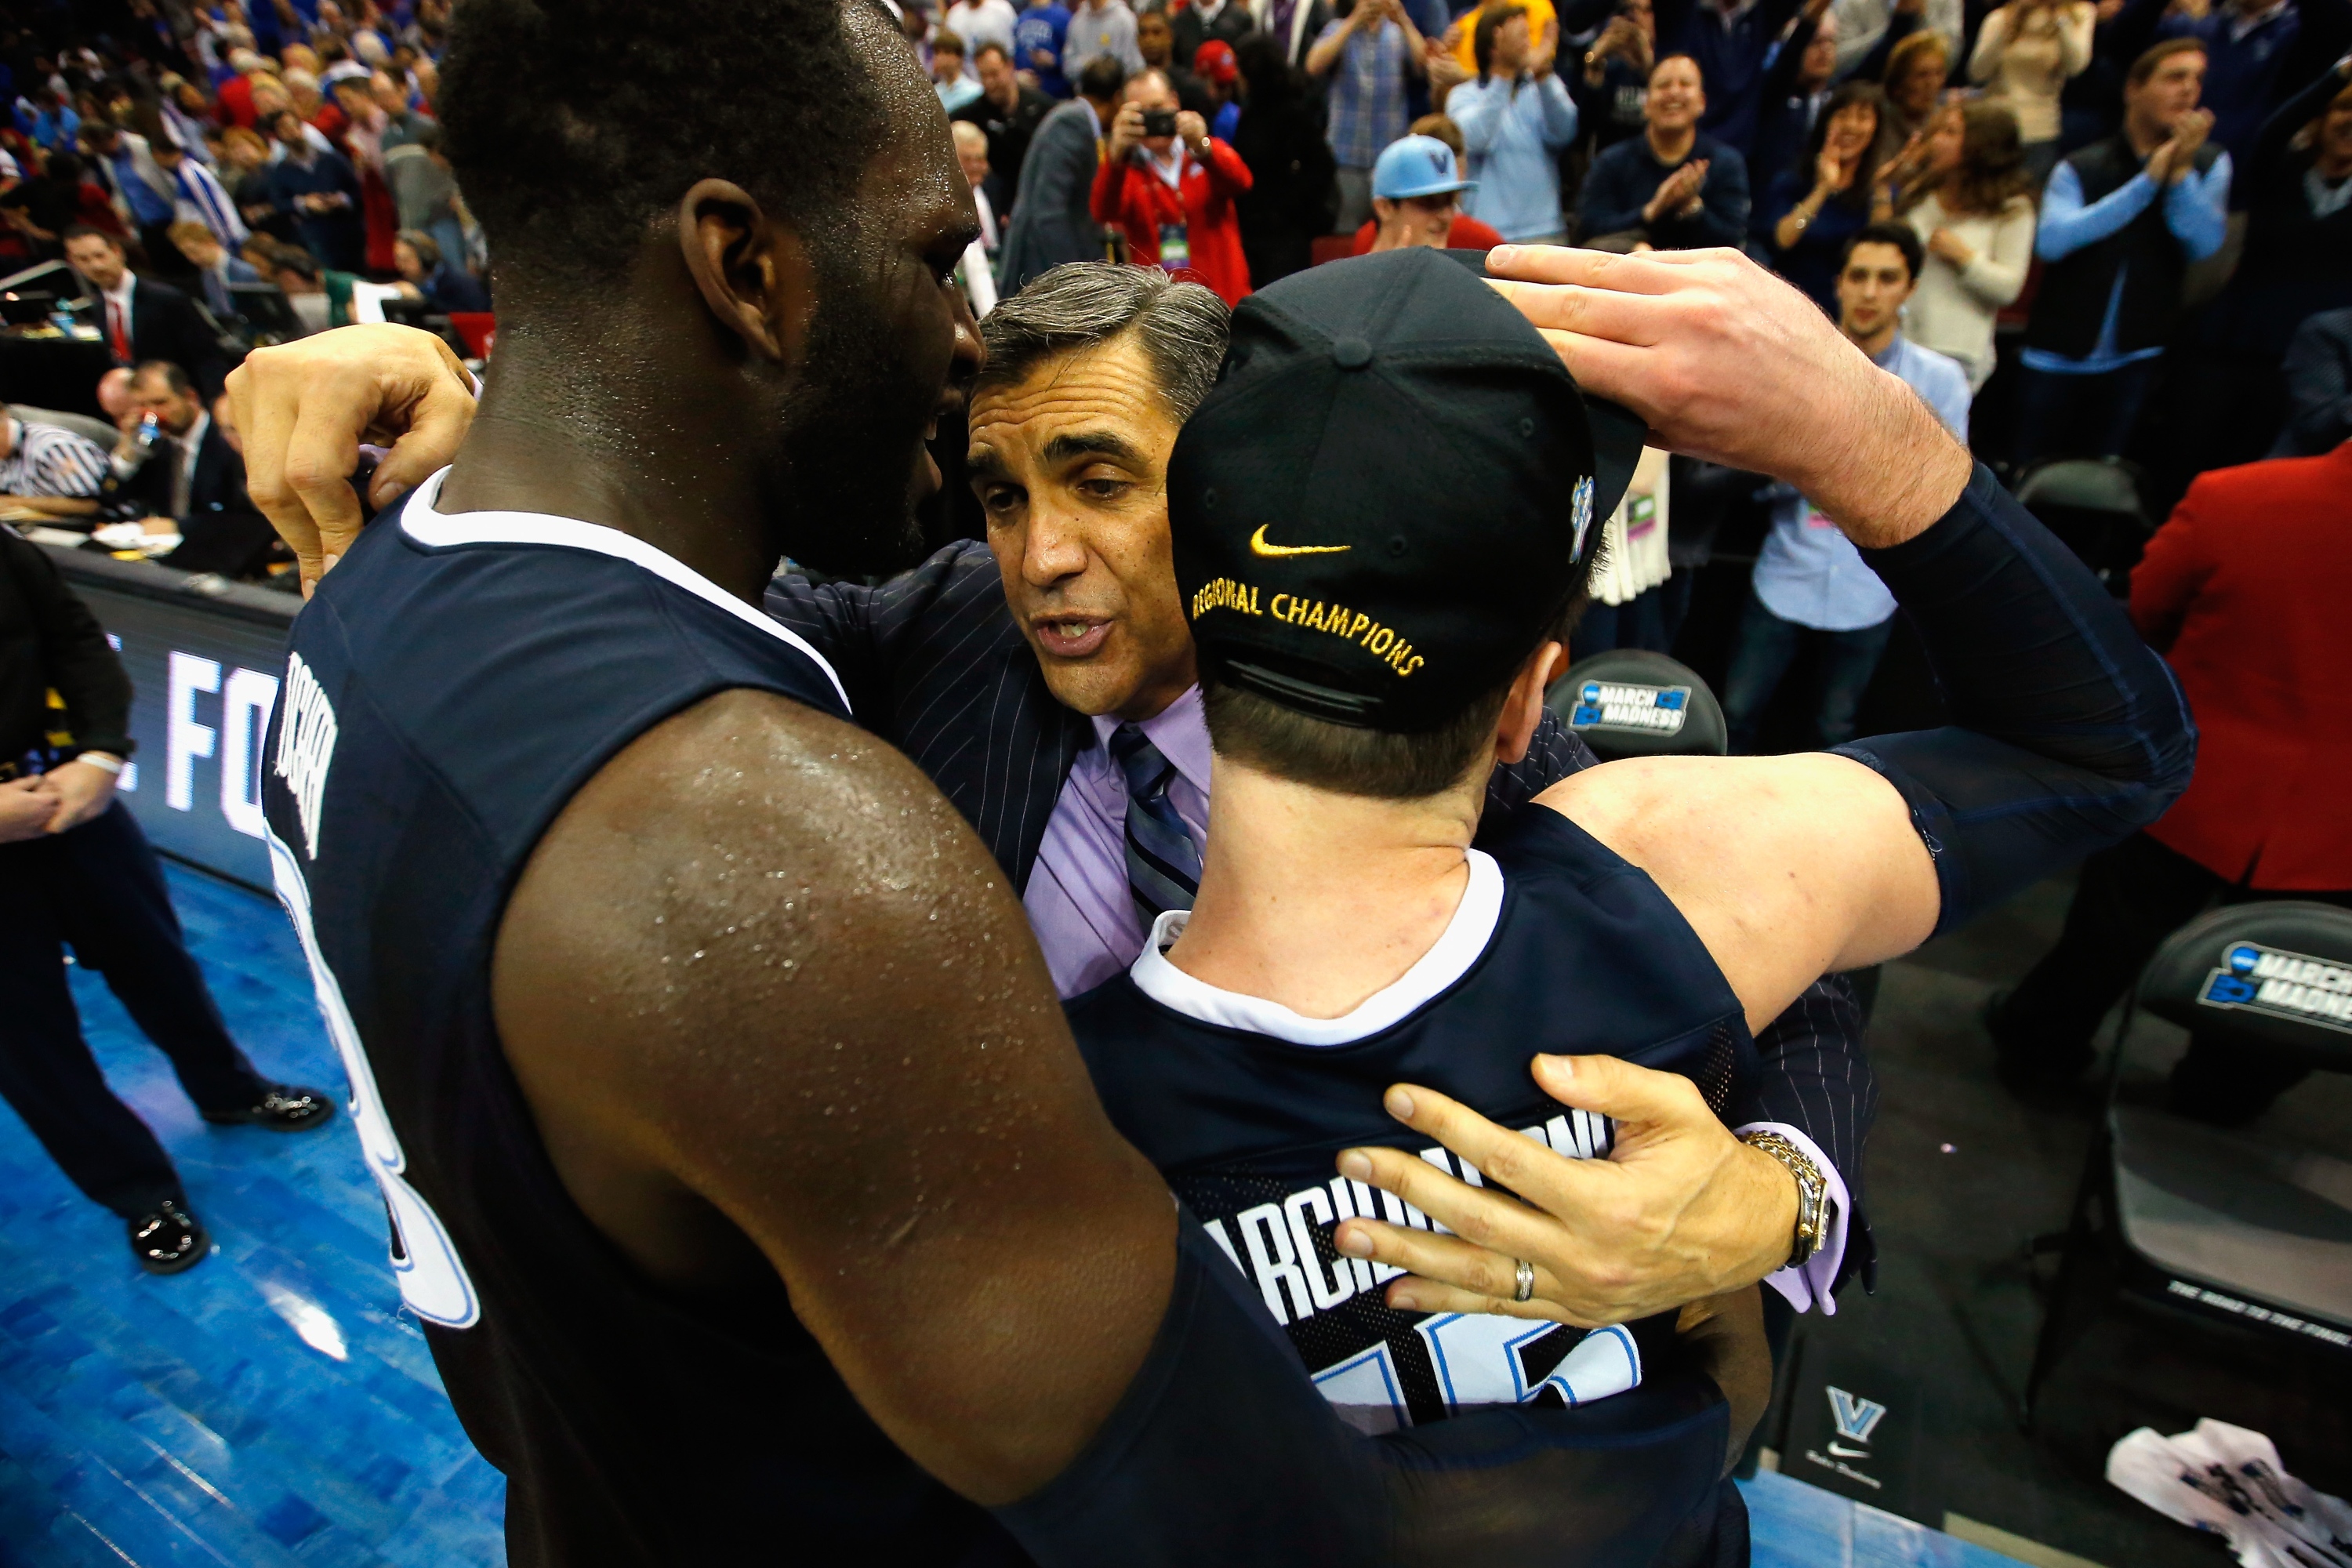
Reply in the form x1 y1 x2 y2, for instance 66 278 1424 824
129 1199 209 1275
201 1083 337 1132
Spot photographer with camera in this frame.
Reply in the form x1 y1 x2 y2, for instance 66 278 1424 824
1090 67 1256 302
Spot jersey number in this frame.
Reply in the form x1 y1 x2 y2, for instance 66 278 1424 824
270 832 482 1329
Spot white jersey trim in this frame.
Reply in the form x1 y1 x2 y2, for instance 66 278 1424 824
399 466 853 716
1131 851 1505 1047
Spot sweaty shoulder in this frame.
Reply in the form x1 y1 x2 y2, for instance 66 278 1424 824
492 685 1052 1210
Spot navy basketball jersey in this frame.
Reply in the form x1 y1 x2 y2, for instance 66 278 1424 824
1064 805 1758 1437
260 470 1023 1567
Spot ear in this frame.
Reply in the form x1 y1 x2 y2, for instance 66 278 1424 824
677 177 816 369
1494 641 1568 766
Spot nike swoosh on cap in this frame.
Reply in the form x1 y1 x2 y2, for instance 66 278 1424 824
1249 524 1351 557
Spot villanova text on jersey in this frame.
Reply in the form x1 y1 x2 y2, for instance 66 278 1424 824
1066 807 1760 1438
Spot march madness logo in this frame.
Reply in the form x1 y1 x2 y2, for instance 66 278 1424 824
1568 681 1690 737
2198 942 2352 1035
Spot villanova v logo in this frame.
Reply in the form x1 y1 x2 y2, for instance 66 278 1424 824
1827 1386 1888 1455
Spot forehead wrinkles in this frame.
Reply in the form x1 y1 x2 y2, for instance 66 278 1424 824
971 347 1169 448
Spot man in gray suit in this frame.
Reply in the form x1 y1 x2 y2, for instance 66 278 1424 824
998 55 1128 291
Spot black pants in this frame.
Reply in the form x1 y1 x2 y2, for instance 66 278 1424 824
0 801 264 1217
1988 832 2351 1120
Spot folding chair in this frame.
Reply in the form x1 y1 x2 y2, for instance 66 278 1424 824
1544 648 1728 762
2020 902 2352 1427
2013 457 2154 596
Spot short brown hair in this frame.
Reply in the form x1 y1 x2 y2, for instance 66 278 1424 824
1200 597 1587 800
221 125 270 158
1409 112 1464 159
2128 36 2204 89
1473 3 1530 79
168 219 219 252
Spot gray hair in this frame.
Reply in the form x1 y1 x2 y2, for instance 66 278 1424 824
977 263 1230 422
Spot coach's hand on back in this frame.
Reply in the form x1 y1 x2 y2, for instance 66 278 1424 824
1329 1053 1802 1326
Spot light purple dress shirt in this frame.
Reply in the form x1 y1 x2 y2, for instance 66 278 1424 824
1022 684 1213 1000
1017 681 1848 1311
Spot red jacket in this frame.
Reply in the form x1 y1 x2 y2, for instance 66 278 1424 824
1089 138 1253 305
2129 441 2352 889
216 74 257 129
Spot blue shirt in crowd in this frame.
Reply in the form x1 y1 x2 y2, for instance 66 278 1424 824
1318 16 1414 169
110 144 176 227
1754 334 1970 630
1015 1 1073 97
31 102 78 151
2022 151 2232 376
1449 72 1580 241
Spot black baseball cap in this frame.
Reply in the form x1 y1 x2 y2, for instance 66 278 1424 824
1168 246 1643 733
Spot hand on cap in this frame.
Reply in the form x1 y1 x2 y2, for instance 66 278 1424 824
227 324 477 596
1483 245 1973 546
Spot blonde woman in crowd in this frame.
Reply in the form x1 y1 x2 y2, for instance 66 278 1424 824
1896 100 2038 389
1881 29 1951 143
1967 0 2094 182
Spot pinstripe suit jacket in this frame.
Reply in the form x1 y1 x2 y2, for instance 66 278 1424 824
766 539 1875 1286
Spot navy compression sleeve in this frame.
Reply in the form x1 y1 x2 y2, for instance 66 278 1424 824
1835 463 2197 936
996 1212 1732 1566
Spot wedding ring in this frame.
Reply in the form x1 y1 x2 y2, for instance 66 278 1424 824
1512 1258 1535 1304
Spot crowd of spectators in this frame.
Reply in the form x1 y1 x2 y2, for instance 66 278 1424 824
920 0 2341 745
2 0 2348 608
2 1 488 586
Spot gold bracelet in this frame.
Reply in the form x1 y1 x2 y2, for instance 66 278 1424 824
1740 1130 1829 1269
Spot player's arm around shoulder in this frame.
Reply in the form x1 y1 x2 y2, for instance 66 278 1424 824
490 686 1174 1506
1533 750 1939 1029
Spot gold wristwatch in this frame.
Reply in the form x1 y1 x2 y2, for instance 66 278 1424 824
1739 1130 1829 1270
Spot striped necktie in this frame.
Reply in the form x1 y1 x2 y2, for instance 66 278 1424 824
1109 724 1203 922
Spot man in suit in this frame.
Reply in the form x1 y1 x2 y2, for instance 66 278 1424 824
229 263 1881 1330
62 227 234 401
1991 437 2352 1124
0 524 333 1276
100 361 281 579
998 53 1129 289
